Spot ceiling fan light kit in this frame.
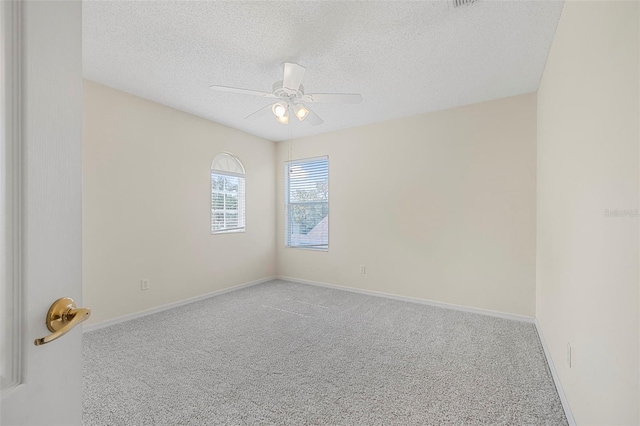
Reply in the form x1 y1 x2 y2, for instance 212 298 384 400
271 101 288 118
293 104 309 121
275 113 289 125
210 62 362 126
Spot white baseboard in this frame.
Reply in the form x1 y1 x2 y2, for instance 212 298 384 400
276 275 534 323
82 276 276 333
534 319 576 426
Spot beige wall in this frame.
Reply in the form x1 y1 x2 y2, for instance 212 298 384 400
276 93 537 317
82 80 276 325
536 1 639 425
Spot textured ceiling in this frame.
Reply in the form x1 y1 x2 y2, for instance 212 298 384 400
83 1 564 142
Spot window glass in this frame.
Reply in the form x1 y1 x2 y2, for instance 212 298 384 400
285 156 329 249
211 153 245 233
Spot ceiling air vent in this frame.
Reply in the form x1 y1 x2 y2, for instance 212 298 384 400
453 0 478 7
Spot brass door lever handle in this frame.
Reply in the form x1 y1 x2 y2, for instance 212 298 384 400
34 297 91 346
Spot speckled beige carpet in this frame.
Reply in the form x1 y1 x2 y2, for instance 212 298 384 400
83 280 567 425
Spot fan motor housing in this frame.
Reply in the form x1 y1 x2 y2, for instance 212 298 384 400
273 81 304 99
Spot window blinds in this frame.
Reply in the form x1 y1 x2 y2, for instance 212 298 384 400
285 156 329 249
211 172 245 233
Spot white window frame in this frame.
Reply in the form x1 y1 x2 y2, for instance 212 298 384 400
284 156 329 251
211 153 245 234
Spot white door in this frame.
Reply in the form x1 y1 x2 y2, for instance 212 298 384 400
1 1 84 425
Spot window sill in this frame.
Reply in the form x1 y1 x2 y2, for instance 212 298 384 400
211 229 245 235
284 246 328 252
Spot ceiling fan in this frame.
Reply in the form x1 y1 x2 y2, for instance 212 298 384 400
209 62 362 126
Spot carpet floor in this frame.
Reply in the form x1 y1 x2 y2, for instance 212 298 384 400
83 280 567 425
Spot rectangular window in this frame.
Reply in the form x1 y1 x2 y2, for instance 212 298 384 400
211 172 245 233
285 156 329 250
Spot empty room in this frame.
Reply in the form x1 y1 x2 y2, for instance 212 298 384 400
0 0 638 425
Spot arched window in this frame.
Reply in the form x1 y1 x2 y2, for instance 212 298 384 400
211 153 245 233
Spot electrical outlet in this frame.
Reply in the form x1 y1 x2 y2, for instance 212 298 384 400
141 279 150 291
567 343 572 368
360 265 366 274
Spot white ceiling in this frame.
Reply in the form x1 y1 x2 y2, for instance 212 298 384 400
83 1 564 142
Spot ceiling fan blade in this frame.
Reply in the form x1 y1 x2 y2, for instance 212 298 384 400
283 62 306 92
305 108 323 126
244 103 273 120
303 93 363 104
209 85 276 98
